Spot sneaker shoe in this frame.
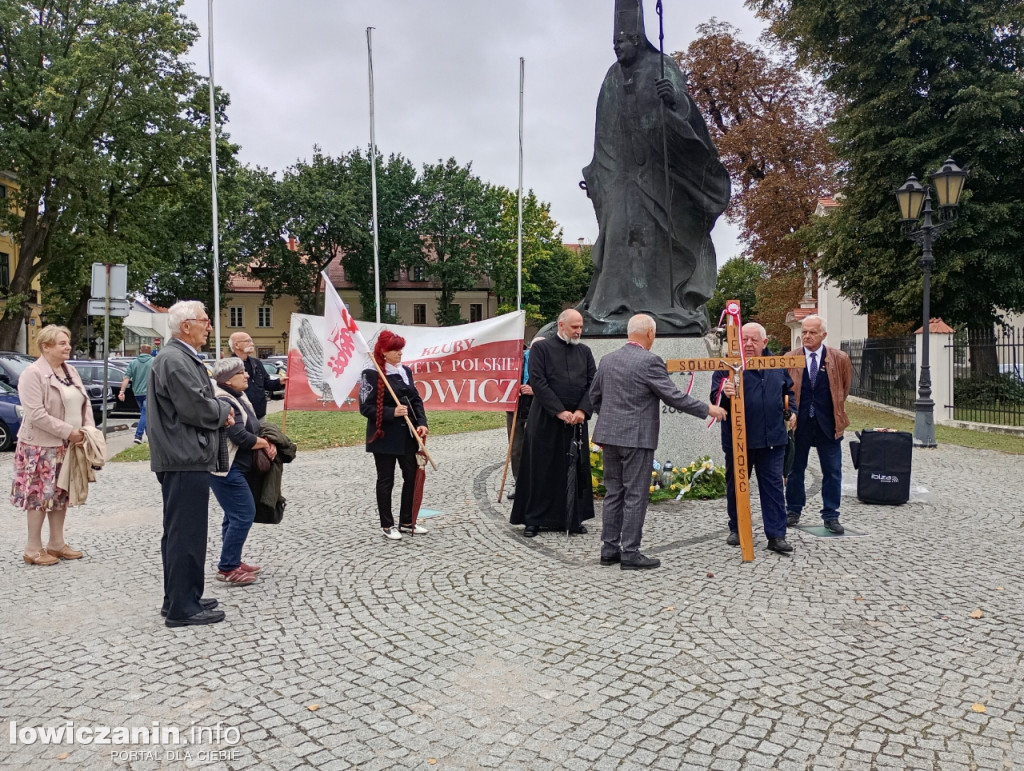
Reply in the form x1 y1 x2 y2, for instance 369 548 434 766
382 526 403 541
823 519 845 534
215 566 257 585
399 523 428 535
767 537 794 554
726 531 740 547
133 437 144 445
238 562 261 573
786 511 801 527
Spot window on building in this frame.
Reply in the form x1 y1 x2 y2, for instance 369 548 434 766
413 304 427 325
257 307 272 328
393 268 402 282
470 303 483 323
411 265 426 282
0 252 9 288
229 307 243 327
384 302 398 320
0 184 6 199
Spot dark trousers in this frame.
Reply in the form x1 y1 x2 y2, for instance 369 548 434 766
600 445 655 560
786 420 843 520
374 452 417 529
158 470 211 620
725 444 787 540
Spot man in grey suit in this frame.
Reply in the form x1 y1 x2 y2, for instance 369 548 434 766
590 314 727 570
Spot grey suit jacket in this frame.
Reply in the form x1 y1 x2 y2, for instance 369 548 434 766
590 343 709 450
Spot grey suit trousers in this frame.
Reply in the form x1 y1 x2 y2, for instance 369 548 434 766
600 444 655 560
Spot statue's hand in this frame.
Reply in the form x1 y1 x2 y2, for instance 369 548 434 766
655 78 676 108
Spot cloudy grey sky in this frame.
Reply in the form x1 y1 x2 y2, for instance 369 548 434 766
179 0 766 264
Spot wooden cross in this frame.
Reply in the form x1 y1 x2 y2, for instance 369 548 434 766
665 300 804 562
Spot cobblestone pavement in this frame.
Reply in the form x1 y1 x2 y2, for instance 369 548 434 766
1 428 1023 770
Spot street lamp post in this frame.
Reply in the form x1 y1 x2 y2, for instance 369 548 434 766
895 158 967 447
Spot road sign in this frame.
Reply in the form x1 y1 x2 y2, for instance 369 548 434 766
91 263 128 300
87 298 131 317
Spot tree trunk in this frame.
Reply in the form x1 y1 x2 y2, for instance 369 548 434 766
968 327 999 379
67 287 92 353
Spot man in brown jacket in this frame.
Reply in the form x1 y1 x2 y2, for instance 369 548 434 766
785 315 852 533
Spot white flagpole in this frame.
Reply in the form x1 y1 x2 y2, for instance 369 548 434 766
367 27 382 324
207 0 222 357
517 57 524 311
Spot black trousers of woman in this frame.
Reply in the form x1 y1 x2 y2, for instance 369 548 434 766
374 452 417 529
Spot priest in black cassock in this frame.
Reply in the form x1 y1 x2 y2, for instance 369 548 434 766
511 309 597 537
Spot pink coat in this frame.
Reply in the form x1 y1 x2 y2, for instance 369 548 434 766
16 357 95 447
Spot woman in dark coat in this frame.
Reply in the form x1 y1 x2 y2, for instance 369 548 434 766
359 331 429 540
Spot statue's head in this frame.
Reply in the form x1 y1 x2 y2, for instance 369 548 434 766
612 0 656 63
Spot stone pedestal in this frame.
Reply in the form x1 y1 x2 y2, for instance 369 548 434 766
585 336 725 467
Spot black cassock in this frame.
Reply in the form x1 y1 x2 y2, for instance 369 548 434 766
510 336 596 530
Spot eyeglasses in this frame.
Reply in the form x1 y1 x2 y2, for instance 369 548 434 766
184 318 212 328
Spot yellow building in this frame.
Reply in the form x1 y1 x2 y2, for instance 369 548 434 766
220 274 300 357
0 172 43 356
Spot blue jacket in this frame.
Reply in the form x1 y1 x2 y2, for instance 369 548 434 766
711 353 796 451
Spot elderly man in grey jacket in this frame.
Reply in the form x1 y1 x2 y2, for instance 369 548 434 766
149 301 234 627
590 314 726 570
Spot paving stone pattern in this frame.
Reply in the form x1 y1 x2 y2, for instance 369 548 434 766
1 430 1022 770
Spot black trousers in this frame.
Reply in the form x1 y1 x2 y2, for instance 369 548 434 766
373 452 417 529
157 470 211 620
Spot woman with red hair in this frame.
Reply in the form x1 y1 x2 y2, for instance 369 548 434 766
359 330 429 540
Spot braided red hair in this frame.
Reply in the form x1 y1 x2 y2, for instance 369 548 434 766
370 330 407 443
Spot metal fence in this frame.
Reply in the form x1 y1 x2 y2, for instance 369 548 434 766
947 327 1024 426
841 336 918 411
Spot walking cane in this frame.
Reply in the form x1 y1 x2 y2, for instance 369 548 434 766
497 399 520 503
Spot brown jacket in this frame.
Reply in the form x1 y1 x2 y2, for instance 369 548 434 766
16 357 95 447
785 344 852 440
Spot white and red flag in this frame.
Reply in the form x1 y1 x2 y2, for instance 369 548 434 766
320 270 371 407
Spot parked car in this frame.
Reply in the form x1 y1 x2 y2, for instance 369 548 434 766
65 360 130 420
263 359 286 399
0 380 24 451
0 351 117 424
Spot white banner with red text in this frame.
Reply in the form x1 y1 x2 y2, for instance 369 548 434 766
283 311 525 412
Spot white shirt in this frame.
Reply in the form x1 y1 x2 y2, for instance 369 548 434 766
385 362 410 385
804 344 824 377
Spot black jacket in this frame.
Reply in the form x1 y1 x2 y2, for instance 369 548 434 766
711 350 796 451
359 366 427 456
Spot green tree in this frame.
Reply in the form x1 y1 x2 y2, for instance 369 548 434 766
748 0 1024 340
254 149 358 315
417 159 501 325
340 150 422 322
708 257 765 324
0 0 204 349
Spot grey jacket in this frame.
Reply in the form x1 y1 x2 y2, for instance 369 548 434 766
147 338 231 472
590 343 709 450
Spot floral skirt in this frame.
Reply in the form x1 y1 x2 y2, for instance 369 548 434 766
10 442 69 512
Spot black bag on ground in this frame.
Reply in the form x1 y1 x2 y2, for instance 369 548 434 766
854 429 912 505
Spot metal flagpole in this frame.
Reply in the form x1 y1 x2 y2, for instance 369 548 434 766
207 0 223 356
517 57 524 311
367 27 382 324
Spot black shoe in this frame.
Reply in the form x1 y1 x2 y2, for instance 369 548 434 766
726 531 740 547
823 519 845 534
507 490 516 500
786 511 801 527
767 537 794 554
571 525 588 535
599 553 620 566
523 525 538 538
160 597 218 618
620 554 661 570
164 608 226 628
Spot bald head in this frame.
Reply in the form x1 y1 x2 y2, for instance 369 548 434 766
557 309 584 345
